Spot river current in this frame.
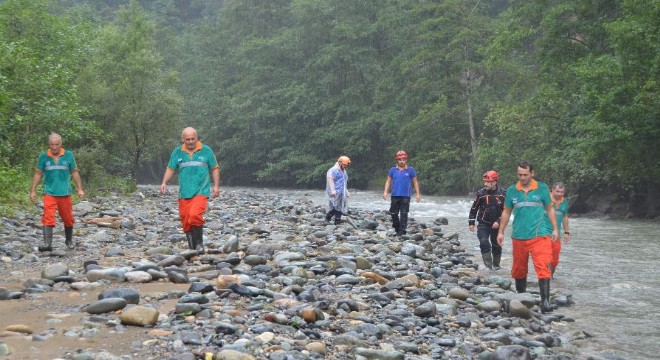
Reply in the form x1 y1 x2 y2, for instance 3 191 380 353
239 187 660 359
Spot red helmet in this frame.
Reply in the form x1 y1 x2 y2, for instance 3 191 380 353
482 170 499 182
396 150 408 160
337 156 351 166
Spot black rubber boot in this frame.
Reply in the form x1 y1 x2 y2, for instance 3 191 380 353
390 213 400 234
38 226 54 252
325 210 334 223
185 232 194 249
539 278 553 313
515 278 527 293
334 212 342 225
399 211 408 235
481 252 493 270
192 226 204 253
492 254 502 270
64 226 74 250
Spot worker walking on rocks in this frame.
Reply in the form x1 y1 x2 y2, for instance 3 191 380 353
497 161 559 313
160 127 219 253
325 156 350 225
469 170 506 270
29 133 85 251
383 150 421 236
550 182 570 278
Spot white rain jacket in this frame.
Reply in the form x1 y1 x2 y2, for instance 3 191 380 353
325 162 348 214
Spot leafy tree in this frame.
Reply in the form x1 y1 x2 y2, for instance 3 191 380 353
0 0 97 168
374 0 498 193
77 0 182 180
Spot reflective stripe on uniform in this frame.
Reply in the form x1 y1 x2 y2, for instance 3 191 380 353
513 201 544 208
44 165 69 171
178 161 209 169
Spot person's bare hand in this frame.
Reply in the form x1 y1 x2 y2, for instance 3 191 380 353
497 233 504 247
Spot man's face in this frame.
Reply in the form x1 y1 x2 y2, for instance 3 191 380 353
49 139 62 155
484 180 496 190
396 157 407 167
517 167 533 186
551 187 565 200
182 131 198 151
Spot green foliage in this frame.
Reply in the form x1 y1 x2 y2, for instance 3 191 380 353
73 142 137 194
0 166 32 216
0 0 100 167
76 0 183 180
0 0 657 216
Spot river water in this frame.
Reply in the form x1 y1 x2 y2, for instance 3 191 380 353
240 187 659 359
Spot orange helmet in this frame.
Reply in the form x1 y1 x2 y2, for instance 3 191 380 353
482 170 499 182
337 156 351 166
396 150 408 160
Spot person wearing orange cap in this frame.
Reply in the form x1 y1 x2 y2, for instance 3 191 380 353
469 170 506 270
497 161 559 313
550 182 570 278
325 156 350 225
383 150 421 236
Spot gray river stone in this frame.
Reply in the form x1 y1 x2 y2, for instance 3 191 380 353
0 187 590 359
86 268 126 283
86 298 128 314
98 288 140 304
354 348 405 360
41 262 69 280
491 345 532 360
178 292 209 304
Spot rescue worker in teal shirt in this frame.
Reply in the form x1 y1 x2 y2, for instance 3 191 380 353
29 133 85 252
497 161 559 313
550 182 571 278
161 127 220 253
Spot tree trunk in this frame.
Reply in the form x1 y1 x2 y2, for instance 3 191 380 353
465 82 477 160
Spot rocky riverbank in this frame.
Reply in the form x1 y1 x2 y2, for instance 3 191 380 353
0 187 593 360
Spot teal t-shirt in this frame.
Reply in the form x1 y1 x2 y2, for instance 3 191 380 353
553 198 569 234
167 142 218 199
504 180 553 240
37 149 77 196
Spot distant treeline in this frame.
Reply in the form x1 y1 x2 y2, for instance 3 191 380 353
0 0 657 218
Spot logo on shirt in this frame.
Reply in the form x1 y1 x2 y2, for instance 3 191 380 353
531 194 540 201
197 156 207 162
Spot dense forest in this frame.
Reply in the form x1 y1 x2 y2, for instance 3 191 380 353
0 0 658 218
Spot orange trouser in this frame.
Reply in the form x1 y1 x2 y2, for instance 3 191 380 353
178 196 208 233
551 238 562 270
42 195 75 227
511 236 552 280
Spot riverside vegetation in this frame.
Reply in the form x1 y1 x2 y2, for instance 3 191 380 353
1 0 658 219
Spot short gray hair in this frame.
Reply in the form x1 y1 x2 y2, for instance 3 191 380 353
552 182 566 190
48 133 62 143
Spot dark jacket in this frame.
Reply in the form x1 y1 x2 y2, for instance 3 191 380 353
468 186 505 226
